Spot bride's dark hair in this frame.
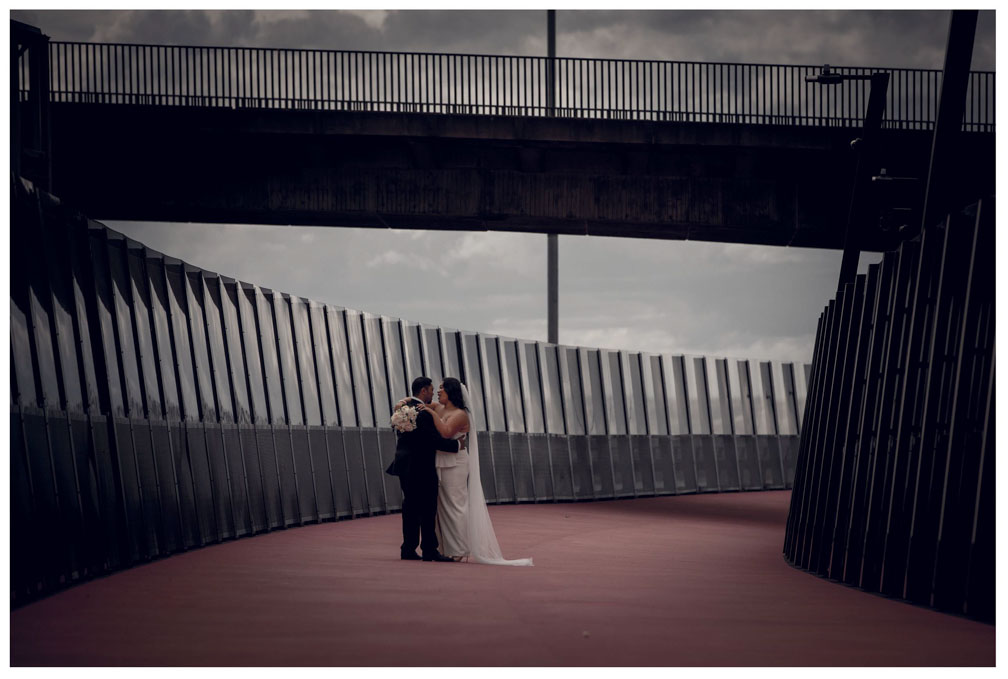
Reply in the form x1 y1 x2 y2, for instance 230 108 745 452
442 377 466 410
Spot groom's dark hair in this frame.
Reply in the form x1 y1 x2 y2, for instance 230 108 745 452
411 376 433 396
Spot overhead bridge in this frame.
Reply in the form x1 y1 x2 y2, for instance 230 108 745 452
17 40 996 249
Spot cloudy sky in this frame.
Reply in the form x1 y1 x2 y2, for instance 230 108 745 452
13 9 997 363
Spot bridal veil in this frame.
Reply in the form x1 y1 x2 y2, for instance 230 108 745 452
460 383 533 567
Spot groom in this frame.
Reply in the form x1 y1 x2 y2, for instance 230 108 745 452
385 376 460 562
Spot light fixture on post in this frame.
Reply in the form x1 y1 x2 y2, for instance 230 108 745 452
806 64 891 293
804 64 847 86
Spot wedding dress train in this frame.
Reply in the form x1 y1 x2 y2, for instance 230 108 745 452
458 384 533 567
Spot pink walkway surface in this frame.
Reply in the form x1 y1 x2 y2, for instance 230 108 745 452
10 491 994 666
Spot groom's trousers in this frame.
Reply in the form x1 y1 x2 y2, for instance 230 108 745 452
399 470 440 556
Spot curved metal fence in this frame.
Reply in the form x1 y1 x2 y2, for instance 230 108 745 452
11 176 809 605
16 41 996 131
784 197 994 623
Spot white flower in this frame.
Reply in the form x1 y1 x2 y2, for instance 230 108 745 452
391 405 419 433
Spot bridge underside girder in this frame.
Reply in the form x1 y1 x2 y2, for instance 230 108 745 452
50 104 993 250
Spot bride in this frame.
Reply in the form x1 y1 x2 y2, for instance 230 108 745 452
416 377 532 567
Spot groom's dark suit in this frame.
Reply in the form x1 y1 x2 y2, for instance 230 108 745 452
385 397 459 558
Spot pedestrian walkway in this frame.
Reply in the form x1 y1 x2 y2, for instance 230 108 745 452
10 491 994 666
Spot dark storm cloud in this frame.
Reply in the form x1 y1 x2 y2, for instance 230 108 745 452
239 12 379 51
12 9 994 69
13 10 222 45
556 10 994 69
12 10 357 47
380 10 544 54
10 9 540 53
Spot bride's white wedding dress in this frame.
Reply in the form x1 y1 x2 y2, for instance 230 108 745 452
434 431 469 557
436 384 533 567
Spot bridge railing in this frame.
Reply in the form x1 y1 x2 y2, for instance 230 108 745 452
18 41 996 131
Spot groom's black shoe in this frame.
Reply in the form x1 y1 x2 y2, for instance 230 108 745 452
422 551 455 562
401 550 422 560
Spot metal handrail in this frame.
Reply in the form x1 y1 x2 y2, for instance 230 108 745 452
17 41 997 132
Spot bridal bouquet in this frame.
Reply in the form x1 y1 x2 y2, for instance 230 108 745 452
390 404 420 433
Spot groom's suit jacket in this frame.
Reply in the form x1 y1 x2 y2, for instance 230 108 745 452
385 397 460 478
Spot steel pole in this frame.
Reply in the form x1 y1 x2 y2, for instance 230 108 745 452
547 10 558 345
11 33 20 179
918 10 979 235
835 71 890 292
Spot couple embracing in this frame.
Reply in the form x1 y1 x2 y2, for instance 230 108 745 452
385 376 533 567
